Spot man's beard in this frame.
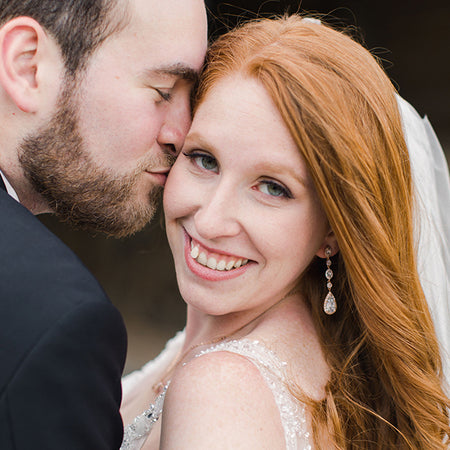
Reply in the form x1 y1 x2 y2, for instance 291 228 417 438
19 81 171 238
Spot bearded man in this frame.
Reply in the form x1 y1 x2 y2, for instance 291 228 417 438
0 0 207 448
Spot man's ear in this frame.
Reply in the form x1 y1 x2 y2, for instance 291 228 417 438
0 17 58 113
316 229 339 259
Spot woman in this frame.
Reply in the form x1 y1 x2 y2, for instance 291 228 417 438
121 16 450 449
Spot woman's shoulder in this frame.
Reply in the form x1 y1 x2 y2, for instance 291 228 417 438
167 347 286 417
161 348 287 449
174 344 279 390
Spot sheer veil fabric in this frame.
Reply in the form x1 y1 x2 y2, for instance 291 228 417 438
397 96 450 393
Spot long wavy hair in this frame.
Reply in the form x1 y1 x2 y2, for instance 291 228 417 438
195 15 450 449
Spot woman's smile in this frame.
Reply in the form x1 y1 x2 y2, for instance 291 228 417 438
189 235 249 271
183 229 252 281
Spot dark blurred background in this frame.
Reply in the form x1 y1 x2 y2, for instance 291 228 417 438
40 0 450 374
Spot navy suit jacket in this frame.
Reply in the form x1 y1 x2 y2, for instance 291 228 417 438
0 183 127 449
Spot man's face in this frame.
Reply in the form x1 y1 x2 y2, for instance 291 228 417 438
19 0 207 236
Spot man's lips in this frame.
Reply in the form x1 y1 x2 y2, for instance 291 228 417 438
145 169 169 186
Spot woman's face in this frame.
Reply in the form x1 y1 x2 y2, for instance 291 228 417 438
164 76 333 318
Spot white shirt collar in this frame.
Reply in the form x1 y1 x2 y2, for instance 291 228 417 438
0 170 20 202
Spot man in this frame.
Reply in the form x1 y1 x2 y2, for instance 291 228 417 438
0 0 207 448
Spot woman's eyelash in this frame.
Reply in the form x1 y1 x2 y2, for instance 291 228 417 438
260 180 293 199
183 151 208 161
183 151 218 171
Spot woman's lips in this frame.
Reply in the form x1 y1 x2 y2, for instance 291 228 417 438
183 229 251 281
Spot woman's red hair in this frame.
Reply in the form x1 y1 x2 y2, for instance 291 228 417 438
196 15 450 448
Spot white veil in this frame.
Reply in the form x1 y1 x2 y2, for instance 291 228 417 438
397 96 450 393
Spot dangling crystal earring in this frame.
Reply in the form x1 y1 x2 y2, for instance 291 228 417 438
323 246 337 315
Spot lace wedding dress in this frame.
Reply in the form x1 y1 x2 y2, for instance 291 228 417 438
121 331 313 450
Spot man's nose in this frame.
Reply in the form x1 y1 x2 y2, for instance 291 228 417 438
157 95 192 156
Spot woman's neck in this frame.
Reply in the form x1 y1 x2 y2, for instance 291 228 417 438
182 289 304 353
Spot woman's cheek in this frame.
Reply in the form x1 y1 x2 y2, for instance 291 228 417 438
164 165 195 219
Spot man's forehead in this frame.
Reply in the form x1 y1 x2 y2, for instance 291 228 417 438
121 0 207 80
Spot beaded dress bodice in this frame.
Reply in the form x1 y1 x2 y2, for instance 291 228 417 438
121 333 312 450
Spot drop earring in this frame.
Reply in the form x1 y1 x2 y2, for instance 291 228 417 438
323 246 337 315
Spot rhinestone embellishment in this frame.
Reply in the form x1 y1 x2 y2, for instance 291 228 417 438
323 291 337 315
120 384 169 450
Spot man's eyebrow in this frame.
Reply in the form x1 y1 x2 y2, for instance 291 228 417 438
147 63 200 83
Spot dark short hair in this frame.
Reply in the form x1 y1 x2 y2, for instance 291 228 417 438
0 0 128 75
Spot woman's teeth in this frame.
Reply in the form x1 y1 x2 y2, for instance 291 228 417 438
190 241 248 271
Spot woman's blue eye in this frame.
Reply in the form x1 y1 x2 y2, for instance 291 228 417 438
259 181 291 198
196 155 218 171
183 152 219 172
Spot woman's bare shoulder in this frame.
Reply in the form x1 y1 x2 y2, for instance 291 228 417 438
160 350 286 449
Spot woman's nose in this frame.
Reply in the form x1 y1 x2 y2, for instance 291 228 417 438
193 184 241 240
